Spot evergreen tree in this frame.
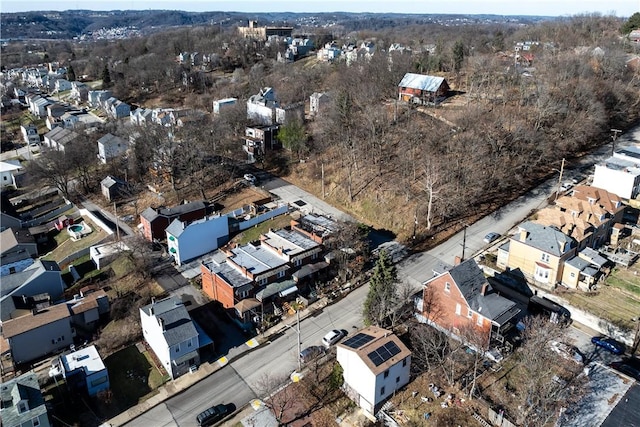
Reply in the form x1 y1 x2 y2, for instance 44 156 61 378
453 40 465 72
67 65 76 82
101 65 111 88
363 250 398 326
621 12 640 35
277 119 307 160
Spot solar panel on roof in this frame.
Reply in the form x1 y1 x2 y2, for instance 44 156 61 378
342 333 375 349
367 341 402 367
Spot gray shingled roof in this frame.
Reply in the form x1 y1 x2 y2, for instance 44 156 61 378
516 221 576 257
0 372 48 427
448 259 519 324
140 297 198 347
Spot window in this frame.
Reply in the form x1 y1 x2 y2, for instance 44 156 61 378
175 345 180 353
33 418 41 427
467 309 473 318
277 270 286 278
311 252 318 259
384 370 389 378
477 316 483 326
445 282 451 292
541 253 550 263
90 376 108 387
294 259 302 267
258 278 268 286
380 386 385 396
188 339 193 348
535 265 551 283
455 303 461 315
403 358 407 367
396 376 400 383
570 272 575 278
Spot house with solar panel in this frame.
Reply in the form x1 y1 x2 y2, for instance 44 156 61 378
336 326 411 416
398 73 450 105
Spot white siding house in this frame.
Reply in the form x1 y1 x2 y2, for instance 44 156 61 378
140 297 200 379
97 133 128 164
213 97 238 115
336 326 411 416
592 145 640 200
166 215 229 266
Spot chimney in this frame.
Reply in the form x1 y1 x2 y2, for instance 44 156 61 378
158 317 165 331
519 228 528 241
481 282 489 296
560 240 567 253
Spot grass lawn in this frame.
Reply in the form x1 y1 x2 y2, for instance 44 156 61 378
233 214 295 245
100 345 168 418
41 218 109 264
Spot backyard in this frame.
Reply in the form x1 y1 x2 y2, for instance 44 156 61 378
40 217 109 265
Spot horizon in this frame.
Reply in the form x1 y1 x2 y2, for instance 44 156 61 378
1 0 637 17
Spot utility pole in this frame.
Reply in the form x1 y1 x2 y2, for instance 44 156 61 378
611 129 622 156
461 224 467 261
296 309 301 372
321 162 325 199
113 202 120 242
555 158 565 202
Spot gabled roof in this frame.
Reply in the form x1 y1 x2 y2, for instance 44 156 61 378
444 259 519 325
140 297 198 347
0 161 23 173
514 221 576 257
2 303 70 338
0 372 48 427
0 259 59 298
398 73 446 92
98 133 126 147
337 326 411 376
569 185 623 215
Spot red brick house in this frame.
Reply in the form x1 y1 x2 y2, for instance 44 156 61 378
415 259 520 343
139 200 207 242
398 73 449 105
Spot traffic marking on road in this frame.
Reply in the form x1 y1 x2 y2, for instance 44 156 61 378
217 356 228 367
246 338 259 348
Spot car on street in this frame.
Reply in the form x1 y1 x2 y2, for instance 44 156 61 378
610 358 640 381
243 173 257 185
196 403 230 426
591 336 625 355
549 340 584 364
483 232 501 244
300 346 325 363
322 329 347 348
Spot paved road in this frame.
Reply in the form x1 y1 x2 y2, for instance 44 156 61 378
125 284 368 427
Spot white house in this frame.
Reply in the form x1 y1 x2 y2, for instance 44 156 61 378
54 79 72 92
43 127 79 151
90 241 129 270
97 133 128 164
592 145 640 200
20 124 40 145
57 345 110 396
247 87 278 125
140 296 201 379
309 92 330 117
0 371 51 427
336 326 411 415
166 215 229 266
0 161 23 190
213 97 238 115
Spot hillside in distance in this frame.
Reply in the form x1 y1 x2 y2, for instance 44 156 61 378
0 9 553 40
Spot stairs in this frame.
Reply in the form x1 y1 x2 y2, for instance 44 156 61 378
473 412 491 427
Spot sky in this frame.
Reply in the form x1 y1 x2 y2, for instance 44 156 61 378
1 0 638 17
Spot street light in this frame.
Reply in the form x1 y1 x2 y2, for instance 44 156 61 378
553 158 566 202
283 309 302 372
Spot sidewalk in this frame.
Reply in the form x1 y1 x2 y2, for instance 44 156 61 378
105 297 329 426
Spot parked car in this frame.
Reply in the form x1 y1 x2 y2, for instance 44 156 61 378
591 336 625 355
243 173 257 184
196 403 229 426
549 340 584 364
322 329 347 348
610 358 640 381
483 232 500 244
300 346 325 363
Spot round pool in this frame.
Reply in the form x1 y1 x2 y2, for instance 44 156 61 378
69 225 83 233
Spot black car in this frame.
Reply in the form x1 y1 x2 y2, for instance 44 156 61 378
300 346 325 363
196 404 229 426
610 358 640 381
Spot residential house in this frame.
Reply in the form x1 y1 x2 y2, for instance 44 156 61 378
60 111 80 129
69 81 89 103
535 185 624 250
130 107 153 126
20 124 40 145
398 73 450 105
316 42 342 62
67 289 110 332
87 90 112 108
166 215 229 266
0 161 23 190
337 326 411 415
243 125 280 163
561 247 609 290
57 345 109 396
415 259 521 344
0 212 22 231
139 296 201 379
100 175 127 202
201 228 322 315
2 303 73 364
290 213 338 244
28 95 51 118
213 98 238 115
0 259 65 320
109 99 130 119
43 126 79 151
309 92 330 117
139 200 208 242
629 29 640 44
247 87 279 125
275 102 304 125
0 372 51 427
0 227 38 274
497 221 577 287
97 133 128 164
592 145 640 200
54 79 72 92
46 103 67 120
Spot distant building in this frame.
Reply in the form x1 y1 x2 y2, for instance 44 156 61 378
398 73 449 105
237 20 293 41
213 97 238 115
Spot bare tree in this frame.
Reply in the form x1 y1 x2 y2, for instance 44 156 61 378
254 372 299 425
